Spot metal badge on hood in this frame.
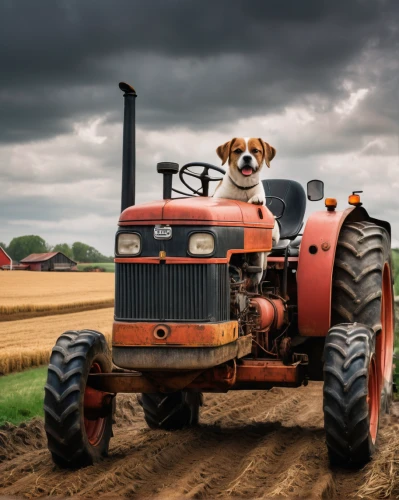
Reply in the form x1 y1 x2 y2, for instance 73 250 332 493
154 225 172 240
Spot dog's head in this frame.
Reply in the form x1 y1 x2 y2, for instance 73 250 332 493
216 137 276 186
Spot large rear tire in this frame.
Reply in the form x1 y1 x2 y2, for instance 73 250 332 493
331 221 394 414
323 323 378 465
139 392 202 430
44 330 114 468
325 220 395 466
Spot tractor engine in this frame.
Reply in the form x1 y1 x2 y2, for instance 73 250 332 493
229 263 288 360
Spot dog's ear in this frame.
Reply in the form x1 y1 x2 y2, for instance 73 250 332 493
259 139 276 168
216 139 235 165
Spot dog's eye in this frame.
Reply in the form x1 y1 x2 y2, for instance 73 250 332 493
252 149 260 154
234 149 242 154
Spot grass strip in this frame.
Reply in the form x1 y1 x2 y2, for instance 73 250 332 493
395 356 399 397
77 262 115 272
394 304 399 398
0 367 47 426
392 249 399 296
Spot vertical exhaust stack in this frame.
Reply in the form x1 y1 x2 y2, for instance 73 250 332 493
119 82 137 212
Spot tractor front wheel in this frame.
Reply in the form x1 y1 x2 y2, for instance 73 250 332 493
139 392 202 430
44 330 114 468
323 323 378 466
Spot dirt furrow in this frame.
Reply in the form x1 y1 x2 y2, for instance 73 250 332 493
0 383 398 499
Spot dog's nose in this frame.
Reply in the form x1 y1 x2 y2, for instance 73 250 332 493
243 155 252 162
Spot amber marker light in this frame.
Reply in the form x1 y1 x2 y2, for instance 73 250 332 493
325 198 337 211
348 190 363 206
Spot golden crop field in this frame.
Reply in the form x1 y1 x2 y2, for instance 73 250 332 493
0 307 114 375
0 271 114 320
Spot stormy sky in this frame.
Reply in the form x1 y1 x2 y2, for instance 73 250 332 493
0 0 398 255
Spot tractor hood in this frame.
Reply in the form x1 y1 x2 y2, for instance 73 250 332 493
119 197 275 228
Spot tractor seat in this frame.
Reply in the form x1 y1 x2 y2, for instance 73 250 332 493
271 236 302 256
262 179 306 240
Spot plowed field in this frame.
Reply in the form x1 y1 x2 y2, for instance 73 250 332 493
1 383 398 499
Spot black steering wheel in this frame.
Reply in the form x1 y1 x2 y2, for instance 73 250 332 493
172 162 226 197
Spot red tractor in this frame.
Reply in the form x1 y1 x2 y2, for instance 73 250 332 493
44 83 395 468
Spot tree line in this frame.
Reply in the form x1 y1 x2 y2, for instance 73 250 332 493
0 235 113 263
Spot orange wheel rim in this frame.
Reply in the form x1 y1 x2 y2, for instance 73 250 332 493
382 264 394 382
84 362 106 446
368 356 379 443
375 264 394 392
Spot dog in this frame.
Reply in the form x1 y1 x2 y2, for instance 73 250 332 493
213 137 280 283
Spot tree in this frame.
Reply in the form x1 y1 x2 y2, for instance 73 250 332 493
72 241 112 263
52 243 73 259
7 235 48 262
72 242 91 263
3 235 112 263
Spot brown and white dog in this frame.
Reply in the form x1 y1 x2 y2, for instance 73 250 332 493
214 137 280 282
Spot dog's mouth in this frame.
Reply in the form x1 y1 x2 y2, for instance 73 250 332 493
239 166 256 176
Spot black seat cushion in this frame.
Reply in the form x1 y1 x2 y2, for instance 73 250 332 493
270 236 302 256
262 179 306 240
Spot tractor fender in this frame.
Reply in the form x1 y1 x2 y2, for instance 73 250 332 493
297 207 354 336
297 205 391 336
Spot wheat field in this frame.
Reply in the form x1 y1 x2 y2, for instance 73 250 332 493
0 307 114 374
0 271 114 320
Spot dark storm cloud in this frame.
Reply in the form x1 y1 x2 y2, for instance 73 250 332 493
1 0 398 254
0 0 397 143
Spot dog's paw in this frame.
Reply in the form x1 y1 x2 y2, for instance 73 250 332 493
248 194 265 205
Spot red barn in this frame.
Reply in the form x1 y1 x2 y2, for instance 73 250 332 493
0 247 12 270
20 252 77 271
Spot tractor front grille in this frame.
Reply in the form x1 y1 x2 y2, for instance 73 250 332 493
115 263 229 322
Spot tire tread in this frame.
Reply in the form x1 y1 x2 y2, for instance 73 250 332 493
140 392 202 430
44 329 113 468
324 323 375 465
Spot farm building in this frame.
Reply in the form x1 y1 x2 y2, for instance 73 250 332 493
20 252 77 271
0 247 12 270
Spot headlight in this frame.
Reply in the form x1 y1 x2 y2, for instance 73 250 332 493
188 233 215 256
117 233 141 255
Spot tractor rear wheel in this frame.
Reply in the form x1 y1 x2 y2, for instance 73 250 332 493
44 330 114 468
324 323 378 465
331 221 394 414
139 392 202 430
325 220 394 466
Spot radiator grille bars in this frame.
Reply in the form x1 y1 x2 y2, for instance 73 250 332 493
115 263 230 322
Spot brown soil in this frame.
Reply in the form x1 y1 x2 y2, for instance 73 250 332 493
0 382 398 499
